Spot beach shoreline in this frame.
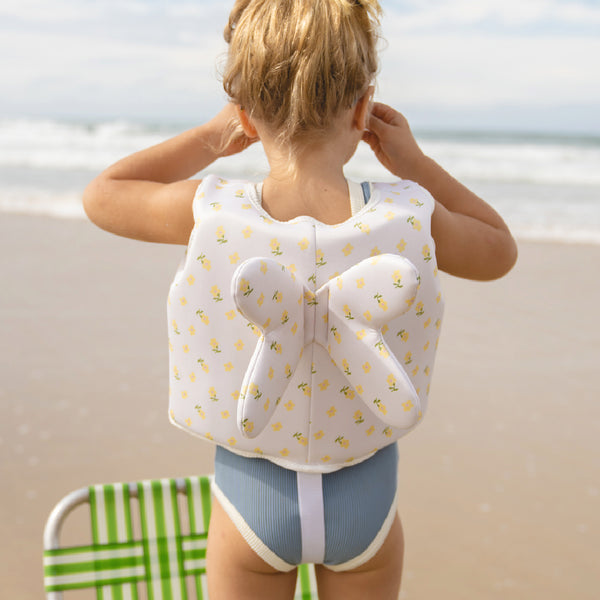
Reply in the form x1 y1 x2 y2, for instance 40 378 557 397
1 213 599 599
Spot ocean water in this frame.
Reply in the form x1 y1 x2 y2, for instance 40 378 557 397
1 118 599 244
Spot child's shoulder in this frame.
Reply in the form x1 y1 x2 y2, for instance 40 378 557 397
371 178 431 194
192 174 254 214
197 174 251 191
370 179 435 212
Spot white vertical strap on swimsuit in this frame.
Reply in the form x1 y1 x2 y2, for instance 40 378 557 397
296 471 326 563
292 179 367 564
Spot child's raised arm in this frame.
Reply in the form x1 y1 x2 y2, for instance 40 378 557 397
363 102 518 280
83 104 256 245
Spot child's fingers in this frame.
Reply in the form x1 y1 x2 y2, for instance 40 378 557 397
369 101 390 117
370 102 399 124
361 130 373 144
365 112 387 138
361 129 379 151
370 102 409 133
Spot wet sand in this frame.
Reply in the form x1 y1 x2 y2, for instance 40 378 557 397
1 213 598 599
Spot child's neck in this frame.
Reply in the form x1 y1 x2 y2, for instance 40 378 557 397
261 138 357 225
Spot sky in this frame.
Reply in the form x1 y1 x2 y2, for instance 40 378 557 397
1 0 599 133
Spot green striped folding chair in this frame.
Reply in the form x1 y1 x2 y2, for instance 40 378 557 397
43 476 318 599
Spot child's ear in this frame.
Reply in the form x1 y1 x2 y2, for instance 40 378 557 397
354 85 375 131
235 105 259 138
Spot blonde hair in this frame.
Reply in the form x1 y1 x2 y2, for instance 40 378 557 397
223 0 381 148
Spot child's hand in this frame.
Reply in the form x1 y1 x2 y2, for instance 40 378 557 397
363 104 517 280
362 102 424 179
205 104 259 158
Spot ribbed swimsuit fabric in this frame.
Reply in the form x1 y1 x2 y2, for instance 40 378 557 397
214 442 398 567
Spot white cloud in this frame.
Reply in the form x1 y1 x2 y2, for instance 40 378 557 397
1 0 598 129
0 0 101 22
0 26 226 119
378 32 600 108
384 0 600 29
557 2 600 25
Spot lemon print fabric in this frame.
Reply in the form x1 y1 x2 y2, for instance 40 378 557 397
167 174 444 473
232 253 421 439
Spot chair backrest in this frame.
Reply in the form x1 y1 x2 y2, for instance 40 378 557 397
43 476 318 599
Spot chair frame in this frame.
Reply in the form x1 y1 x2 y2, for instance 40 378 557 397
43 476 317 599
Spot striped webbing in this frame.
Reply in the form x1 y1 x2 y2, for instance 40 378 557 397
296 562 318 599
90 481 139 600
44 477 212 599
43 476 317 599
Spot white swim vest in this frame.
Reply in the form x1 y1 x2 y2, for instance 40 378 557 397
168 174 444 472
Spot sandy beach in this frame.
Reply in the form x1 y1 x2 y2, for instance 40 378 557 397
1 213 598 599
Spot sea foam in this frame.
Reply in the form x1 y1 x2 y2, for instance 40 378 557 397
1 118 599 244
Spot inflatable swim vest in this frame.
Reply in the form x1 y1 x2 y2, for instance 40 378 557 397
168 174 444 472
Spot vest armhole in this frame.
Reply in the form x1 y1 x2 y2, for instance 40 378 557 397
191 176 212 222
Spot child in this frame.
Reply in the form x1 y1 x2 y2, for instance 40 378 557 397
83 1 517 598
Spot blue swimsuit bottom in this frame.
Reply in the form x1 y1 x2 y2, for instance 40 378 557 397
213 443 399 571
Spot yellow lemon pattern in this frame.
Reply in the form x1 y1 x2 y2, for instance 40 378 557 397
167 175 443 471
